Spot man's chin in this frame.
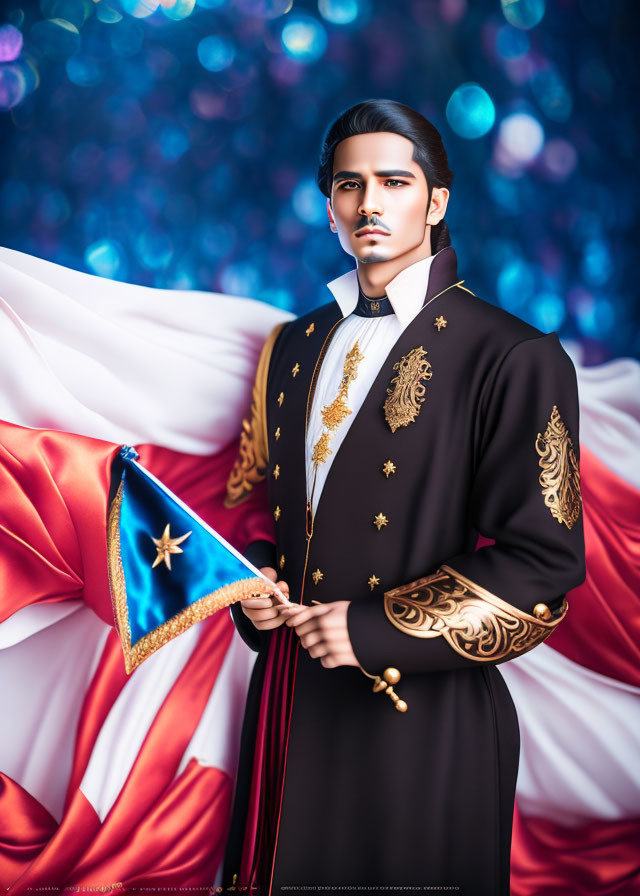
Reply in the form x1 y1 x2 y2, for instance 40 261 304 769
355 250 394 264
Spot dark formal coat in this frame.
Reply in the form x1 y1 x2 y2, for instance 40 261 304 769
221 246 586 896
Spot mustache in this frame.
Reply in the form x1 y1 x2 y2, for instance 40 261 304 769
356 215 391 233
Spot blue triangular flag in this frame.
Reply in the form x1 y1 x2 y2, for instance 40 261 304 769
107 446 284 673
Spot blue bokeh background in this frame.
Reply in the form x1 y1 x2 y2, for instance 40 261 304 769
1 0 638 361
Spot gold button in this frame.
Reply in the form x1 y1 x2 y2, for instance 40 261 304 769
275 426 281 440
383 667 401 685
368 574 380 591
434 315 447 332
373 513 388 531
277 391 284 407
292 362 300 377
274 506 281 521
382 460 396 478
311 568 323 585
273 464 280 480
279 554 285 569
305 322 315 336
533 602 552 620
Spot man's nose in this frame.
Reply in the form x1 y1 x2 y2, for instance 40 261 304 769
358 182 383 218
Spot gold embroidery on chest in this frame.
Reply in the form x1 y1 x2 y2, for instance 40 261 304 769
383 346 432 432
311 340 365 466
535 405 582 530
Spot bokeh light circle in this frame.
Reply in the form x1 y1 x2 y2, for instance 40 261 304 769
292 178 326 226
500 0 545 29
495 24 529 59
281 14 327 63
0 64 27 109
66 54 103 86
497 112 544 163
318 0 359 25
531 291 566 332
96 4 124 23
497 257 535 313
161 0 197 21
30 18 81 61
446 83 495 139
197 35 235 71
0 24 23 62
85 239 127 279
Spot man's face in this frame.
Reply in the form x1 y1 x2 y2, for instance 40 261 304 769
327 131 447 264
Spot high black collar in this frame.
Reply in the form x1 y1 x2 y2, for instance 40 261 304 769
350 245 460 318
423 246 459 305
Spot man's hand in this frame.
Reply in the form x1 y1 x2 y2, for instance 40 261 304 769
241 566 290 631
280 601 359 669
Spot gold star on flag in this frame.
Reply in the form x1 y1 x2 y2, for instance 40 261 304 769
151 523 192 571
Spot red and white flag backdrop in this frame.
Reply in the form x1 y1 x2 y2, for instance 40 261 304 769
0 246 638 895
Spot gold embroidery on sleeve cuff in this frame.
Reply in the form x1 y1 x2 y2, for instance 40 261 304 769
383 564 568 662
536 404 582 530
224 321 287 508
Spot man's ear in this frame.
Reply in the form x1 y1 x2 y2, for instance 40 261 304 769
327 198 337 233
426 187 450 226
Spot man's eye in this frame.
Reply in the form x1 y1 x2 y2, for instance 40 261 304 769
339 181 360 189
385 179 406 186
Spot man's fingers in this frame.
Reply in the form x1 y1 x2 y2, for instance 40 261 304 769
255 615 289 630
242 596 277 609
283 604 330 628
304 636 353 656
245 606 281 622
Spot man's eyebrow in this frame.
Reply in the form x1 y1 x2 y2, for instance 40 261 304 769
332 169 416 183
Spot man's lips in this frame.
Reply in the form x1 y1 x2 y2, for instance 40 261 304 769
355 228 390 237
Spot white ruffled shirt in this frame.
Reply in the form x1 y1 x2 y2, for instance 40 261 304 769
305 251 442 516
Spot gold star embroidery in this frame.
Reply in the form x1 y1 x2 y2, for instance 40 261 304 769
373 513 388 531
273 464 280 479
368 574 380 591
279 554 285 569
311 568 324 585
306 322 315 336
277 391 284 407
292 362 300 377
274 505 281 521
151 523 192 571
382 460 396 478
434 315 447 332
275 426 281 440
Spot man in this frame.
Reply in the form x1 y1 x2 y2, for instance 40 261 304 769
222 99 586 895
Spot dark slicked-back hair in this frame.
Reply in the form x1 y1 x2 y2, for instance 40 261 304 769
316 99 454 253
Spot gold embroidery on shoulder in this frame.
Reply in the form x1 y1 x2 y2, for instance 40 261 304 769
383 565 568 662
224 321 287 508
383 346 432 432
535 405 582 530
